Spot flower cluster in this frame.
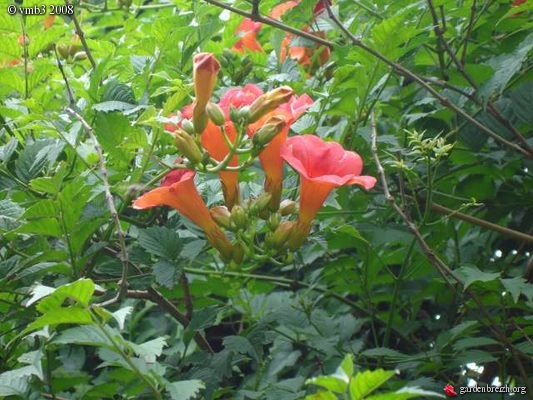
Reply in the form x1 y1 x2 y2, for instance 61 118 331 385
233 0 331 69
133 52 375 265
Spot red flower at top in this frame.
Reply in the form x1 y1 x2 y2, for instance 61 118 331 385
219 84 264 117
234 19 263 53
281 135 376 248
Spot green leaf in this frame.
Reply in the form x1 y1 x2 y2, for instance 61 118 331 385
501 277 533 302
0 368 32 396
0 137 18 163
25 306 93 333
112 306 133 330
223 336 259 362
153 260 181 289
360 347 408 361
366 387 445 400
101 80 136 104
53 325 114 348
349 369 395 400
306 376 348 394
138 227 183 260
92 101 137 113
129 337 167 363
166 380 205 400
35 278 95 312
455 265 500 289
452 337 499 352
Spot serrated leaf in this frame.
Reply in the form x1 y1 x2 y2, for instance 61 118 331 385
25 306 93 333
501 277 533 303
306 376 347 394
452 337 499 352
0 137 18 163
153 260 181 289
455 265 500 289
223 336 259 362
349 369 395 400
35 278 95 312
129 337 167 363
53 325 114 348
166 380 205 400
101 81 136 104
138 227 183 260
366 387 445 400
360 347 408 360
112 306 133 330
93 101 137 112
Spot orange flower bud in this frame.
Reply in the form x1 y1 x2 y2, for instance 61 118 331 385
193 53 220 111
193 53 221 133
248 86 294 122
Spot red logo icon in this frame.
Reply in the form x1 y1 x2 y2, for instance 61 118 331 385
444 384 457 397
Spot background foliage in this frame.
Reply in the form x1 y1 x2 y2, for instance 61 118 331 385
1 0 532 399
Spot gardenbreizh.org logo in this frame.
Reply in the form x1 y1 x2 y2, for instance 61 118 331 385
443 381 527 396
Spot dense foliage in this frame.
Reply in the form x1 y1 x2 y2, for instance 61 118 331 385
1 0 532 399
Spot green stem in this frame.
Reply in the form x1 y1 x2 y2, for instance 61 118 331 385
91 308 163 399
382 239 416 348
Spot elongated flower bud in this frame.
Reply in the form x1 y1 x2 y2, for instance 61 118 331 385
252 116 286 147
279 199 297 216
206 102 226 126
173 128 203 164
230 205 247 230
270 220 296 248
248 86 294 122
252 192 272 214
210 206 232 229
193 53 220 112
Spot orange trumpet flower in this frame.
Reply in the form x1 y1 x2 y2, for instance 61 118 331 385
280 135 376 248
133 169 233 260
249 94 313 209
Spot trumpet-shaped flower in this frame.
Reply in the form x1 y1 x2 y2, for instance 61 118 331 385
280 135 376 248
132 169 233 260
231 0 331 69
249 94 313 209
234 19 263 53
219 84 263 117
180 104 240 210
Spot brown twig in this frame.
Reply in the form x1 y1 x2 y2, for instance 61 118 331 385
426 0 533 156
371 110 533 369
65 107 130 306
202 0 332 48
146 288 214 354
66 0 96 70
461 0 476 66
322 2 532 158
425 201 533 243
181 273 194 320
427 0 449 80
54 47 75 106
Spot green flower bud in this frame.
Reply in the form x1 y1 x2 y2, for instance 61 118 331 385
206 102 226 126
248 86 293 123
253 192 273 214
210 206 231 229
230 205 247 230
173 128 203 164
279 199 297 216
252 116 286 147
181 119 195 135
232 242 245 264
267 212 281 230
271 221 296 248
